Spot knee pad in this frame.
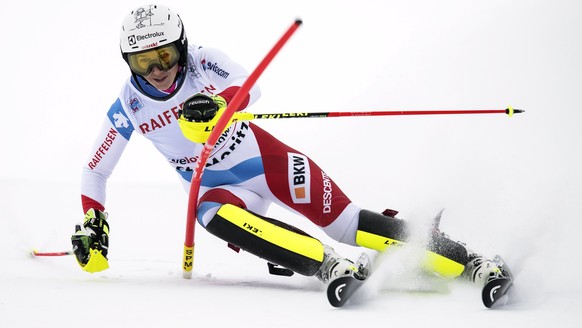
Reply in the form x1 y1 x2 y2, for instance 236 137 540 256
355 209 468 278
205 204 324 276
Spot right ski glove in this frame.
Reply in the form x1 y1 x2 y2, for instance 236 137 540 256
178 93 253 143
71 208 110 273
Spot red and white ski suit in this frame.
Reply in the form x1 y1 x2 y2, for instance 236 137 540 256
82 45 361 245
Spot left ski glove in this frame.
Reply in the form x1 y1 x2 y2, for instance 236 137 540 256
71 209 110 273
178 93 253 143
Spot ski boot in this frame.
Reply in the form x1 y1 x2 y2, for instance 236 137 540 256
317 245 372 307
316 245 370 283
463 254 514 308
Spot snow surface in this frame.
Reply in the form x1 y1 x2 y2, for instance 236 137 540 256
1 0 581 327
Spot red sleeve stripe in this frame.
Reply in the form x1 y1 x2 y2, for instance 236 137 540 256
81 195 105 213
218 86 250 111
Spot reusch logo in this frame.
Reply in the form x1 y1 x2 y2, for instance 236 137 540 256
288 153 311 204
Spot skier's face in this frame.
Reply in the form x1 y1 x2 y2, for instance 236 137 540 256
142 64 180 91
127 44 181 91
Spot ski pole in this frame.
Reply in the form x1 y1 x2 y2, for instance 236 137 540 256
182 19 303 279
31 249 74 257
244 107 524 120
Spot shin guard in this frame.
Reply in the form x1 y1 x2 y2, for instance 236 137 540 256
205 204 324 276
355 209 469 278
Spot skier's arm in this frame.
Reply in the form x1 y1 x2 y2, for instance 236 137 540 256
80 99 133 212
74 98 134 273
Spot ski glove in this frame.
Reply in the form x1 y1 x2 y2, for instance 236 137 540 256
178 93 253 143
71 208 110 273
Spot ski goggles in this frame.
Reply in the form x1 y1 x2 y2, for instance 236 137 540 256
127 44 180 76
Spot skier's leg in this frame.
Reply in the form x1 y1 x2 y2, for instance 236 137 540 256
238 125 507 286
204 203 361 280
206 203 323 275
354 209 511 285
355 209 468 277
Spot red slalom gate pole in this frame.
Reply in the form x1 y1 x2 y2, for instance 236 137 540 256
182 19 303 278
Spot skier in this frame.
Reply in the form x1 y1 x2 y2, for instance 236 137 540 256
72 4 511 306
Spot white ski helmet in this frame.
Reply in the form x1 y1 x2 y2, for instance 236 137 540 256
119 4 188 72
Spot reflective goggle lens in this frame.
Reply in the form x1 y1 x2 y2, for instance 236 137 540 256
128 44 180 76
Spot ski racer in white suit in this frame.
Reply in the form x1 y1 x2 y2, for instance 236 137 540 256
71 4 510 305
